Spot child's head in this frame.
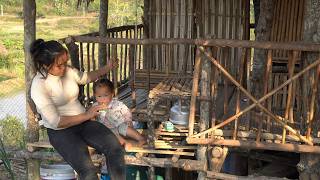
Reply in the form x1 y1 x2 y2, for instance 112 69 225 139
93 78 114 105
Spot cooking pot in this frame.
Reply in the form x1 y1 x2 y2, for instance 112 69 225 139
169 102 189 126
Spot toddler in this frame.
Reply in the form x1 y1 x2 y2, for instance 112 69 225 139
93 78 146 147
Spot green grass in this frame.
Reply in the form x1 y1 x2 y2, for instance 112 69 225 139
0 15 100 96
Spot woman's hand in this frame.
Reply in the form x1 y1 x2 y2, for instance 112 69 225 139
85 104 105 120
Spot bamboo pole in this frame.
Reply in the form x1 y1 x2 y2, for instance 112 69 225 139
69 36 320 52
188 48 202 136
193 47 320 145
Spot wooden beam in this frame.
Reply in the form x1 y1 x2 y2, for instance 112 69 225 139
187 138 320 154
15 150 205 171
69 36 320 52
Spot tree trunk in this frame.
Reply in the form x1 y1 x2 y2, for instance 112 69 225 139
299 1 320 179
251 0 275 98
24 0 38 146
24 1 40 179
197 48 211 180
98 0 108 67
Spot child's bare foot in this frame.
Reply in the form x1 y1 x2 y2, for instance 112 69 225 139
138 138 147 146
124 142 133 149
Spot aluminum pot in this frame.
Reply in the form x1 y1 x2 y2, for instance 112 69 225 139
169 103 189 126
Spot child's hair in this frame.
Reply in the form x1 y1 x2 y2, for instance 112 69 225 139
93 78 114 94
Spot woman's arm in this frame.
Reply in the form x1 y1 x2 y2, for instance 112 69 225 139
87 58 119 82
57 104 105 128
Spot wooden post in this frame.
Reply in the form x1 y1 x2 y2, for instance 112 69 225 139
98 0 108 67
24 0 40 179
197 47 211 180
209 146 228 172
65 38 80 70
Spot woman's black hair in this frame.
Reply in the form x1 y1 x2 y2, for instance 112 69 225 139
93 78 115 94
30 39 67 78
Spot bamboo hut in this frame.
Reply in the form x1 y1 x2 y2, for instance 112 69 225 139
21 0 320 179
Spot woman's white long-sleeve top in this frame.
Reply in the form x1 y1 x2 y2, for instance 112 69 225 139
31 67 90 130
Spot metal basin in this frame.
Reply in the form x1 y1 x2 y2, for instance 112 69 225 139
169 103 189 126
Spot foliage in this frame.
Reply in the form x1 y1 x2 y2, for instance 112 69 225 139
0 138 14 180
0 115 25 148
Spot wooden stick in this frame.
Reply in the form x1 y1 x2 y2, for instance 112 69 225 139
193 47 320 145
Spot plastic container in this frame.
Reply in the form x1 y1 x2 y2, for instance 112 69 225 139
40 164 76 180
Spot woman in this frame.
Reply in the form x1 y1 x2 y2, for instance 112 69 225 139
30 39 125 180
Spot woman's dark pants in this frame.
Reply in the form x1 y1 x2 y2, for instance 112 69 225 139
47 121 126 180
